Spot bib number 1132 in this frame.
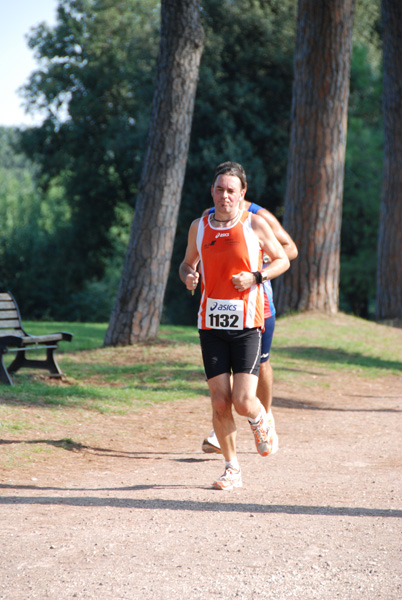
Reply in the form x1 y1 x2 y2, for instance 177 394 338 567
206 298 244 330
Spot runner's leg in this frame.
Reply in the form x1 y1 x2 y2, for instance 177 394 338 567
231 372 260 419
257 359 273 413
207 372 237 462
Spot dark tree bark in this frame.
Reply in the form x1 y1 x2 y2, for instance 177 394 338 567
104 0 204 345
276 0 355 315
375 0 402 321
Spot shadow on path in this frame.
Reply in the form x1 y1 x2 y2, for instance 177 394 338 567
275 346 402 372
273 397 402 412
0 490 400 519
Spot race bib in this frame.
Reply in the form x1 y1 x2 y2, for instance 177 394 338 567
206 298 244 330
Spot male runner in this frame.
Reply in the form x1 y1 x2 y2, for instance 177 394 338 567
179 162 290 490
201 193 298 455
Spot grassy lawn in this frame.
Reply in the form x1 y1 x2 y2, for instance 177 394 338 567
0 313 401 418
272 312 402 382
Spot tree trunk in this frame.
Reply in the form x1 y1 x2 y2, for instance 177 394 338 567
104 0 204 345
276 0 355 315
375 0 402 321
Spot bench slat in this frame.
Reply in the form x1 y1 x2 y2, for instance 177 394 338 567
0 319 22 329
0 330 24 337
0 302 18 311
0 310 20 320
0 293 12 301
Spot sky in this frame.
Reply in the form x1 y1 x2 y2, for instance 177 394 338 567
0 0 58 127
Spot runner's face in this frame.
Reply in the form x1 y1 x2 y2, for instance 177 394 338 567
211 174 245 215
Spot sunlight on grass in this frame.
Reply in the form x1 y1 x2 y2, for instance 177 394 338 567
272 313 402 380
1 313 400 418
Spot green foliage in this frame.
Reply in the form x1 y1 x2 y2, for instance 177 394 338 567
341 44 383 318
18 0 160 288
0 127 70 315
189 0 296 212
0 126 129 320
354 0 382 68
0 0 385 324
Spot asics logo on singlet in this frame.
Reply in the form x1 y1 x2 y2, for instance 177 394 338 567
209 302 237 311
215 233 229 238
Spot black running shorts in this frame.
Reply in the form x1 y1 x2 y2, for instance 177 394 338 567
198 327 262 380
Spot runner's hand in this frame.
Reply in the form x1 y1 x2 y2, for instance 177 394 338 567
185 271 199 292
232 271 255 292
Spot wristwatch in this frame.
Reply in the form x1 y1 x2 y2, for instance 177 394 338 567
252 271 270 284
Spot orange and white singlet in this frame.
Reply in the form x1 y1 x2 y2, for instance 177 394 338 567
196 210 264 331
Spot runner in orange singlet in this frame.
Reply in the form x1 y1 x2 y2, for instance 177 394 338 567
196 209 265 331
179 162 290 490
201 195 298 456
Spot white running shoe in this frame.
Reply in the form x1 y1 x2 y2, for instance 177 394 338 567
212 466 242 491
201 430 222 454
249 415 277 457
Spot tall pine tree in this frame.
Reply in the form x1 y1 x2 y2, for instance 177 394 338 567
276 0 355 315
104 0 204 344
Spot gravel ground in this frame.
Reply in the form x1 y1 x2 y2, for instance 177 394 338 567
1 373 401 599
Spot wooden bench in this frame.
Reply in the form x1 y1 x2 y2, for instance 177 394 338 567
0 292 73 385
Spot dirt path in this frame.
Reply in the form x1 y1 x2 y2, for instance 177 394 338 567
1 373 401 599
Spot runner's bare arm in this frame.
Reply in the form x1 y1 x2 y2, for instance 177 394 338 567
232 215 290 291
253 215 290 279
179 219 201 292
256 207 298 260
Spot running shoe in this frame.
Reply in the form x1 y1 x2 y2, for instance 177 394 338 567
249 417 276 457
201 430 222 454
212 467 242 491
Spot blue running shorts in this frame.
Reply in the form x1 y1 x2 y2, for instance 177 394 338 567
260 315 276 364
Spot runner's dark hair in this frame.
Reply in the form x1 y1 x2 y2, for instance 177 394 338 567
212 162 247 190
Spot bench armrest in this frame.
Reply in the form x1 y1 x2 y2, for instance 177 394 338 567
0 335 25 350
22 332 74 344
59 332 74 342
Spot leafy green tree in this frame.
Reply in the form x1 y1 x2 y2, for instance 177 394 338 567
0 127 71 316
19 0 160 291
0 126 128 321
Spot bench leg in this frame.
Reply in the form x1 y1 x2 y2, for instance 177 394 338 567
7 350 26 374
8 347 64 378
44 347 64 377
0 352 14 385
